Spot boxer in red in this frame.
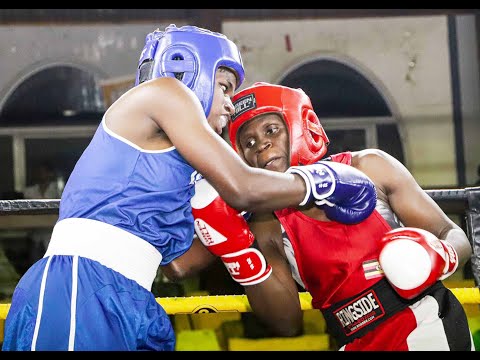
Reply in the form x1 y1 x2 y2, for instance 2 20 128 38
192 82 475 351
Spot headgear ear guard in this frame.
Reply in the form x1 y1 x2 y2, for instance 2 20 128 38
229 82 330 166
135 24 245 117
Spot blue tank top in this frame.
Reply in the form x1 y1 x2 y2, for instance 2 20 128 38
58 117 197 265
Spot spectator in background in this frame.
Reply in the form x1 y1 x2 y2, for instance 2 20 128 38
24 161 61 200
23 161 62 258
1 162 62 279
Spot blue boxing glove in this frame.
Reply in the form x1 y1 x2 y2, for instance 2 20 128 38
286 161 377 224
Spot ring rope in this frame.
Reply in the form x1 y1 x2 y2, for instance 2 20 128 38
2 186 478 215
0 289 478 318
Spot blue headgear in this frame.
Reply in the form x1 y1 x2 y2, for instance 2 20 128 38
135 24 245 116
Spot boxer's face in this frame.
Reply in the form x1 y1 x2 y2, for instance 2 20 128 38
206 67 237 135
236 113 290 172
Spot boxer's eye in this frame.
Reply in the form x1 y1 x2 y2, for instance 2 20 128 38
245 138 256 149
266 125 279 135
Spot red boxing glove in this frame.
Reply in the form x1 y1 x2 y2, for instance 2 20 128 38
379 227 458 299
191 178 272 286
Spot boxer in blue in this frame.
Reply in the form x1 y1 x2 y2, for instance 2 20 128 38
2 25 376 351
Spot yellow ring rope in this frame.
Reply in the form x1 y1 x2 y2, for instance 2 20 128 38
0 288 478 318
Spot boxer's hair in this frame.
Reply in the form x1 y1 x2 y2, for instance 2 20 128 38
229 82 330 166
135 24 245 117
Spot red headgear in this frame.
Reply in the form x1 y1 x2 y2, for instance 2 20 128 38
229 82 330 166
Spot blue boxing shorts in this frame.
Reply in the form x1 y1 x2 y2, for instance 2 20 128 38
2 220 174 351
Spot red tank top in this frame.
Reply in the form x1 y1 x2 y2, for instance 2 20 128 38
274 152 392 310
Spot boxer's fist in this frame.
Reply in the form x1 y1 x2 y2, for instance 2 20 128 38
191 178 272 285
379 227 458 299
286 161 377 224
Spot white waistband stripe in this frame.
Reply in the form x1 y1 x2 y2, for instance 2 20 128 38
45 218 162 291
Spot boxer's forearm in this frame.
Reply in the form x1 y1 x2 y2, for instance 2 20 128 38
244 273 303 337
442 227 472 269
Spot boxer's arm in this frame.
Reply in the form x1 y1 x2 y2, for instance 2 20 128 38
243 212 304 337
112 78 307 213
353 149 472 267
161 235 218 282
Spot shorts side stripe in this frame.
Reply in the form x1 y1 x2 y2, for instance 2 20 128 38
68 255 79 351
31 256 53 351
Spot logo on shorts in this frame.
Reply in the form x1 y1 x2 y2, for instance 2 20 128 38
231 94 256 121
333 289 385 336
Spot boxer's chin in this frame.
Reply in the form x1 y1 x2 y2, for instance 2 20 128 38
264 157 287 173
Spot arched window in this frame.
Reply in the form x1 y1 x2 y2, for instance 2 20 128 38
0 65 104 126
279 59 404 164
0 65 104 195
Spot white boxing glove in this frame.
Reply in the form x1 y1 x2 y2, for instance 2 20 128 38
379 227 458 300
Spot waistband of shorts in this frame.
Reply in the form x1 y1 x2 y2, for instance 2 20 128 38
321 277 444 347
45 218 162 291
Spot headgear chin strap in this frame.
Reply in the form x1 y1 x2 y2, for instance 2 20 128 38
136 24 245 117
229 82 329 166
